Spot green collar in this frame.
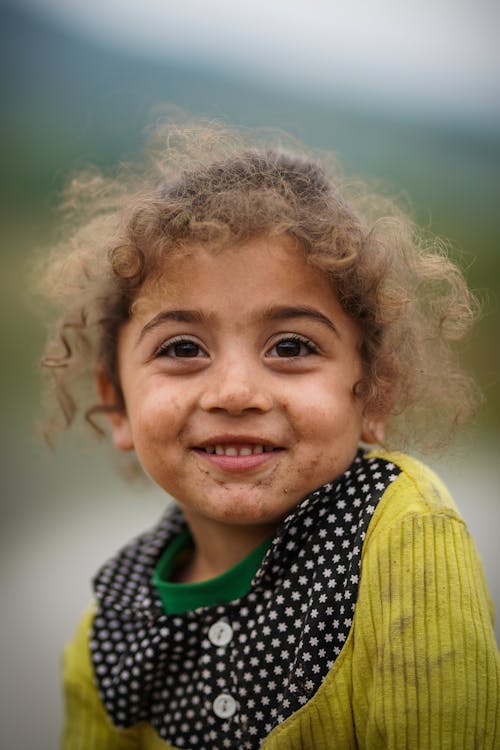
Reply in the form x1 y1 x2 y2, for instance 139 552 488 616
152 529 273 615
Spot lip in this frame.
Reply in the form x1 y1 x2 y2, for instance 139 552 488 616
192 447 283 473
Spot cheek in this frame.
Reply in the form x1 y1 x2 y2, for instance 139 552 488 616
286 386 362 439
126 400 176 457
131 385 186 426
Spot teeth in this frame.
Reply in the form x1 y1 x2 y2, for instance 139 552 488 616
205 444 275 456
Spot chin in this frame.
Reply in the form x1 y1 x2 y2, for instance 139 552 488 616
203 495 288 527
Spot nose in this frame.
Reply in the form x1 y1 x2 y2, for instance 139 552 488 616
198 357 273 415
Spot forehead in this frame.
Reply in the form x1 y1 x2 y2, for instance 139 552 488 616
133 236 339 318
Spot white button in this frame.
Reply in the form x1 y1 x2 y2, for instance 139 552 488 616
208 621 233 646
212 693 237 719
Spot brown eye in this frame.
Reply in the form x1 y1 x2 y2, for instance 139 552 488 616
267 335 318 358
171 341 201 357
156 337 208 358
276 340 302 357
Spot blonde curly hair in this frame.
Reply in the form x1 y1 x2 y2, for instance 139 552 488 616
38 120 480 454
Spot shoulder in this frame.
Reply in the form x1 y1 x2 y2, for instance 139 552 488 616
355 450 496 624
355 449 494 606
361 450 462 542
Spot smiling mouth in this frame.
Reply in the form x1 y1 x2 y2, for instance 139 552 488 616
194 444 282 457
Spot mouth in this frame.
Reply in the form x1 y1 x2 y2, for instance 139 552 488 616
195 443 281 457
192 439 284 473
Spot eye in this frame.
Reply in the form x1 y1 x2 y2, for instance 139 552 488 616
267 335 319 358
155 336 208 359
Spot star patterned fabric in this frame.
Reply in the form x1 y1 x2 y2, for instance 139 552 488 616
90 451 400 749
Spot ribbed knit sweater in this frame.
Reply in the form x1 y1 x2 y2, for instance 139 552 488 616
61 452 500 749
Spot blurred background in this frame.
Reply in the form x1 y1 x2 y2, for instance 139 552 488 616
1 1 499 747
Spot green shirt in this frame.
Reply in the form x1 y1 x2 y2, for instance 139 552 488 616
152 528 273 614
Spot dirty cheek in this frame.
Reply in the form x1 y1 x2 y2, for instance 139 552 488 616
276 457 322 500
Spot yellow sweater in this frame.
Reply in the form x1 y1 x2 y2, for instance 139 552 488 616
62 453 500 749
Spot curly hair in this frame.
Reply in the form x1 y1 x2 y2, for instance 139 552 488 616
37 120 480 454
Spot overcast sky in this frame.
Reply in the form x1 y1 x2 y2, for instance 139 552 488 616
15 0 500 123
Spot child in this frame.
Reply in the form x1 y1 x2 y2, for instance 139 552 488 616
40 122 499 749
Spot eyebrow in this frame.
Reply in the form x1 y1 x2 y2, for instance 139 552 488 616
137 309 205 345
262 305 340 336
137 304 339 346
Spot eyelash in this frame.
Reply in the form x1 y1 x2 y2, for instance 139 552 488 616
266 334 319 358
154 333 320 360
154 336 208 359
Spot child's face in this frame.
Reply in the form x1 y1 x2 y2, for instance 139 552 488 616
100 236 383 532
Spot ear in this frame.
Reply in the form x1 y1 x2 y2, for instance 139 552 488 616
95 367 134 452
360 414 386 445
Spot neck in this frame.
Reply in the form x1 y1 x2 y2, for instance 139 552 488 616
176 509 277 583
